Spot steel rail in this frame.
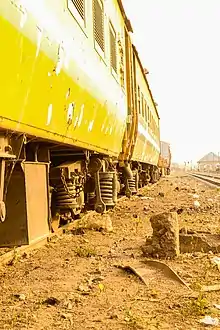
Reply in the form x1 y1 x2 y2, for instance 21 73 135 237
190 173 220 187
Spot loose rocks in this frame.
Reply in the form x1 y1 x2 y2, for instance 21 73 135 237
73 211 113 233
143 212 180 259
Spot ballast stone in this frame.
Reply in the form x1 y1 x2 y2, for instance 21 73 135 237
143 212 180 259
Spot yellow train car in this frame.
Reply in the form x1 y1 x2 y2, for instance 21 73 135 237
131 47 160 182
0 0 161 246
118 43 160 194
132 48 160 165
0 0 127 156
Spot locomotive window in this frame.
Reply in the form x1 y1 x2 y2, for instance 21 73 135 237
137 86 141 114
93 0 105 53
109 23 117 73
67 0 85 26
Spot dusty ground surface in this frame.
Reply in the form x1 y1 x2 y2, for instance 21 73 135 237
0 172 220 330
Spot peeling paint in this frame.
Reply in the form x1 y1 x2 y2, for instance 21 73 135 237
5 0 128 157
66 88 71 99
73 116 79 129
88 120 94 132
16 0 127 120
67 102 74 124
55 44 64 76
77 104 84 127
46 104 53 126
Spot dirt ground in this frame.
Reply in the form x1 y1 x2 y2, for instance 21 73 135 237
0 172 220 330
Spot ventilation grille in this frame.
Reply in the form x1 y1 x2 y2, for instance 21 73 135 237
110 24 117 72
71 0 85 21
93 0 105 52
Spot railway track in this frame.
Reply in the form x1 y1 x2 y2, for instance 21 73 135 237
194 172 220 180
190 172 220 187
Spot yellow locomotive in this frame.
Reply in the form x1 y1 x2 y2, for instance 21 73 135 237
0 0 160 246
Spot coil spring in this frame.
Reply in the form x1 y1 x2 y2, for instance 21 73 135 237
127 171 138 194
55 181 78 209
99 172 114 206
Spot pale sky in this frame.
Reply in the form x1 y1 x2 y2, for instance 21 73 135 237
123 0 220 164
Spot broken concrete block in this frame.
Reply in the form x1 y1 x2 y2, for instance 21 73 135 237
180 233 220 253
143 212 179 259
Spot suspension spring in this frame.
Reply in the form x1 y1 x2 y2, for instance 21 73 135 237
99 172 115 206
55 181 78 209
127 171 138 194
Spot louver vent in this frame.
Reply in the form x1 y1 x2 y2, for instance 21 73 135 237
72 0 85 21
110 24 117 72
93 0 105 52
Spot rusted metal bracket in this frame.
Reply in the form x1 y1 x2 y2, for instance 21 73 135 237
0 160 6 222
0 135 17 223
125 179 132 198
94 171 106 213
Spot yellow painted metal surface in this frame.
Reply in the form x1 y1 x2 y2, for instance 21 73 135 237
119 30 138 163
132 53 160 166
0 0 127 157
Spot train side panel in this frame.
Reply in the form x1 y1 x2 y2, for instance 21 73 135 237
131 49 160 166
0 0 127 156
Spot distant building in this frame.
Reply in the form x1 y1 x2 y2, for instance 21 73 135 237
197 152 220 171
